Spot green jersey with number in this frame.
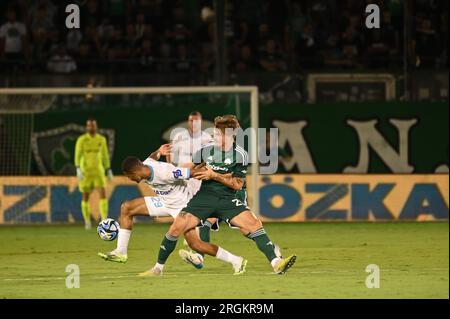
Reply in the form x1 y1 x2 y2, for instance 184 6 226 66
193 143 248 197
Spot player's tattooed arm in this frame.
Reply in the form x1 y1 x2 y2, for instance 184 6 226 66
193 168 244 190
211 173 244 190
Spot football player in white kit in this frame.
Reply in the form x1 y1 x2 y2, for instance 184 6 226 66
167 111 213 166
167 111 215 258
98 145 247 276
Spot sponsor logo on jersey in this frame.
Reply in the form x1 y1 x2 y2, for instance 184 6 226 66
155 189 173 195
172 169 183 178
207 164 229 172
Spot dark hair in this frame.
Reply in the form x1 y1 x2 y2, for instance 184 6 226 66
87 117 96 122
122 156 143 174
189 111 202 117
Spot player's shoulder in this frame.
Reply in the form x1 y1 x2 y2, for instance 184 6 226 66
201 130 213 140
192 142 214 163
173 129 190 141
200 142 215 152
77 133 88 141
143 157 172 168
96 133 107 141
234 144 249 165
142 157 156 166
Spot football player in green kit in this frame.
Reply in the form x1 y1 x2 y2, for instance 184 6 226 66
178 115 282 269
145 115 296 275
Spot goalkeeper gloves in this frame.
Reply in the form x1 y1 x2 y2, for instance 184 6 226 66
106 168 114 181
76 167 84 180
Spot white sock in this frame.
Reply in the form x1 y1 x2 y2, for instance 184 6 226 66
154 263 165 271
215 247 241 265
116 229 131 255
270 257 282 270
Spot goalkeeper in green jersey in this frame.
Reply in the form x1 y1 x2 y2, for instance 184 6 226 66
74 118 113 229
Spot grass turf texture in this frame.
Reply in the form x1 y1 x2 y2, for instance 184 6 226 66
0 222 448 299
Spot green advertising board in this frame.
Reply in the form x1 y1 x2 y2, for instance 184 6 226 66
31 99 448 175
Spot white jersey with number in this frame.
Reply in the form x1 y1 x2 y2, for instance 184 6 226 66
171 130 213 166
142 157 200 218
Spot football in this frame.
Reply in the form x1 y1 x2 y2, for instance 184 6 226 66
97 218 120 241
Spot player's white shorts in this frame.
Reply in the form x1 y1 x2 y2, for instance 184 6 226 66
144 196 183 218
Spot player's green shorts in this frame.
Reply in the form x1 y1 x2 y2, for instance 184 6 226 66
182 190 249 223
78 174 106 193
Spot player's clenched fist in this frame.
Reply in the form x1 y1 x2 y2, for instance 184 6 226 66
192 166 216 180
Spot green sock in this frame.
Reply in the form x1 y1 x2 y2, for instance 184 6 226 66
99 198 108 220
248 228 277 262
81 200 91 224
157 233 178 264
197 221 212 257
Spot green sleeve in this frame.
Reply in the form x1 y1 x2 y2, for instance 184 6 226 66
74 136 83 167
233 151 248 178
233 163 248 178
101 136 111 170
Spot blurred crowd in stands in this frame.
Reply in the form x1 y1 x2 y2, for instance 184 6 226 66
0 0 448 75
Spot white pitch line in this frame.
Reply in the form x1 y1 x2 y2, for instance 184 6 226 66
1 275 136 282
1 268 448 282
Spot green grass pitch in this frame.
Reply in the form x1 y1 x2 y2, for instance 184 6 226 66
0 222 448 299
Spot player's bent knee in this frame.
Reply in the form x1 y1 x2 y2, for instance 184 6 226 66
248 219 263 233
168 222 183 238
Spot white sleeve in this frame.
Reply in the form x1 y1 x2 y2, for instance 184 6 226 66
166 165 191 181
142 157 154 167
143 158 191 183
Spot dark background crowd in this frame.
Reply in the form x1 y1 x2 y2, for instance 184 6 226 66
0 0 448 76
